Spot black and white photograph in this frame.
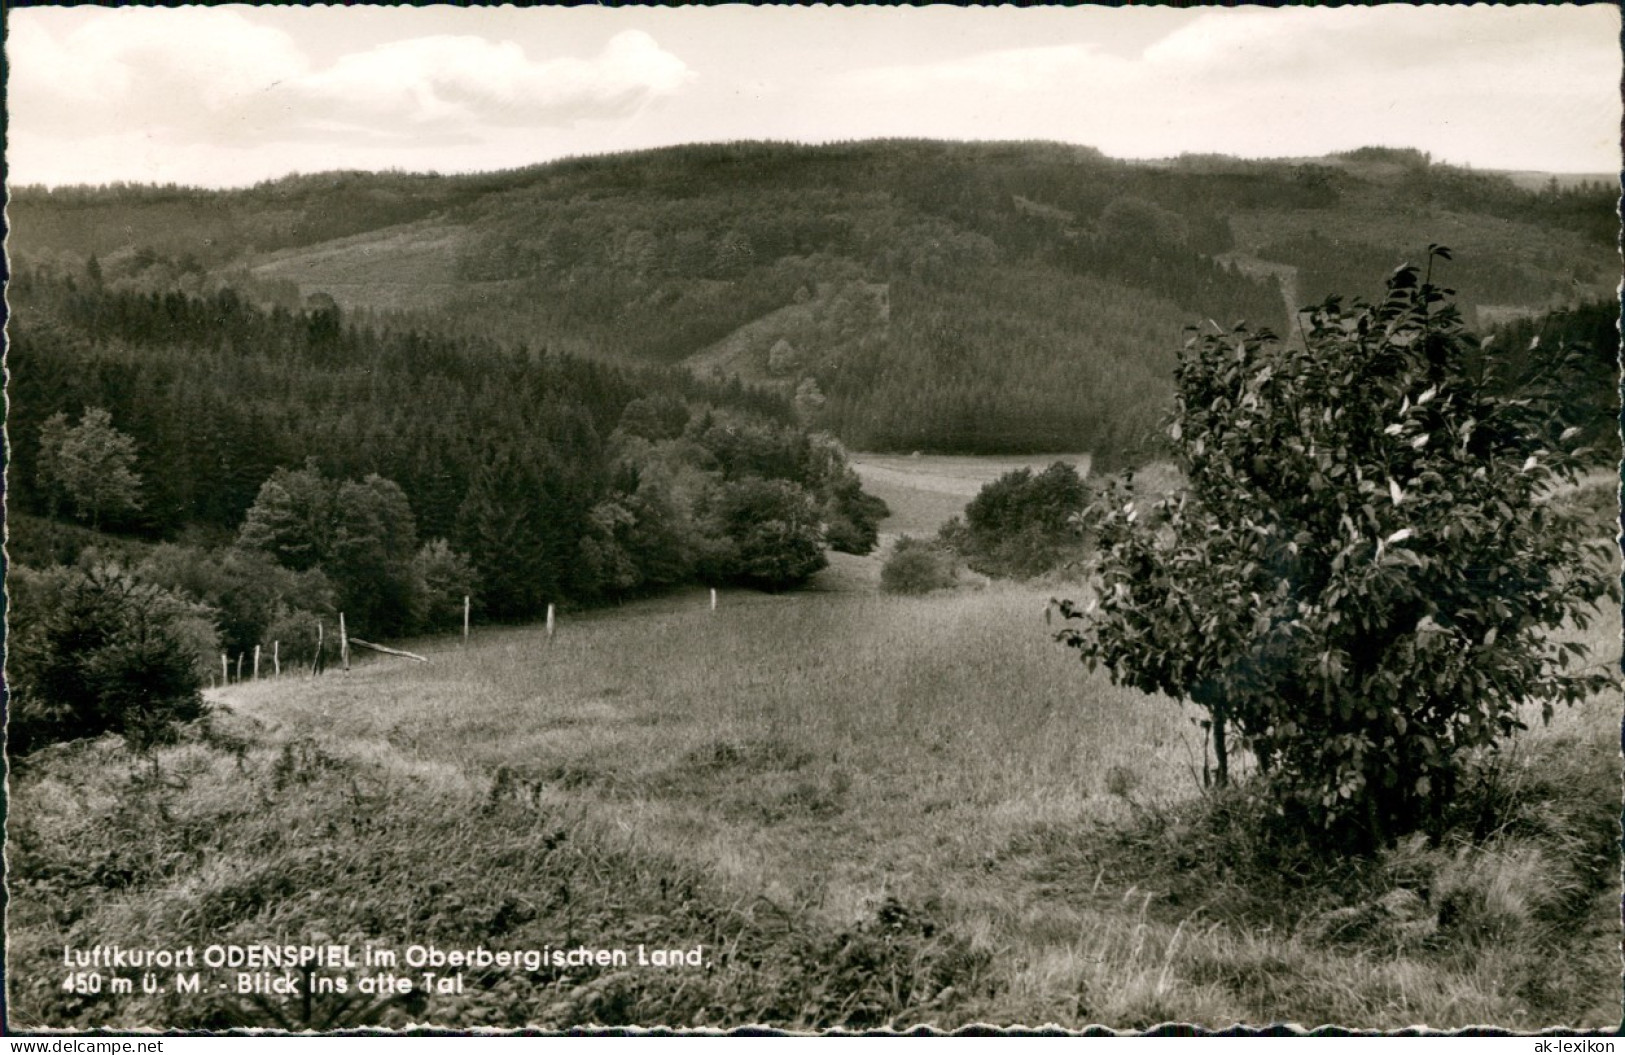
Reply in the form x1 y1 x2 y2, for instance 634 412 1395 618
4 1 1622 1036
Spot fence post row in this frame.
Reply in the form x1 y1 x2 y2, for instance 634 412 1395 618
226 602 483 683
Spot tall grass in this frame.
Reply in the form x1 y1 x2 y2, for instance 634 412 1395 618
8 570 1619 1030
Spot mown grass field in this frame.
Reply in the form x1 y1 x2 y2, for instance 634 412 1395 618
8 482 1620 1032
249 222 474 314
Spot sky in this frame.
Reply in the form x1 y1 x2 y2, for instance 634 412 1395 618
6 3 1621 188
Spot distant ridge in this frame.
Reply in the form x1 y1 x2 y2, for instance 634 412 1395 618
8 140 1615 460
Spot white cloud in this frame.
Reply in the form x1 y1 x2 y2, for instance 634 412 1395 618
821 5 1620 172
7 9 310 141
5 5 1617 186
297 30 693 130
7 9 695 155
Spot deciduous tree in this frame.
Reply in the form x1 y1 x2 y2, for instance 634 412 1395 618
37 408 144 529
330 475 421 636
700 476 828 591
1057 249 1615 848
237 461 336 571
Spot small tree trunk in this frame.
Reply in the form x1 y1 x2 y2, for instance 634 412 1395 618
1364 791 1385 854
1200 721 1212 789
1426 768 1450 848
1213 710 1229 788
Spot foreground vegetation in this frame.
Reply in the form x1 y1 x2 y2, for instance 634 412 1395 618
1065 255 1616 848
10 485 1618 1028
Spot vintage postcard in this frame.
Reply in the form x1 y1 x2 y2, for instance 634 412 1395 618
5 2 1620 1037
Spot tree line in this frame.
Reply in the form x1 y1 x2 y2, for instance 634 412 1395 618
7 270 887 754
15 141 1608 463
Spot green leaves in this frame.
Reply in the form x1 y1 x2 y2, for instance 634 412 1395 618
7 564 208 755
1058 248 1615 847
37 407 144 530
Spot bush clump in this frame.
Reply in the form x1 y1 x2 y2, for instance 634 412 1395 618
881 536 958 595
8 562 210 755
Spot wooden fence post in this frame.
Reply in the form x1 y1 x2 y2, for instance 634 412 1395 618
339 612 350 671
710 588 717 612
253 644 261 681
463 595 470 647
546 603 555 639
348 638 430 663
273 640 280 678
222 653 229 686
236 653 244 683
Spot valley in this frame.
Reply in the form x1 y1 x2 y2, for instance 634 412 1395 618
850 452 1093 538
6 139 1620 1033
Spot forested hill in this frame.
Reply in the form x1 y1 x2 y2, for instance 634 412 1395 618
10 141 1617 460
7 272 888 630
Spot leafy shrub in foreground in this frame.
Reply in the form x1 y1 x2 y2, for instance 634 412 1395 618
941 461 1089 578
1058 248 1616 848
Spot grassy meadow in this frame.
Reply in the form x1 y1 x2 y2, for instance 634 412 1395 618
7 479 1621 1032
850 453 1095 539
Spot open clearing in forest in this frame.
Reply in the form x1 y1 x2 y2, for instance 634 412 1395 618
849 452 1093 538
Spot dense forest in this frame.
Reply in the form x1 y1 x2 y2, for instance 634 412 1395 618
8 140 1616 753
12 141 1612 461
7 268 887 693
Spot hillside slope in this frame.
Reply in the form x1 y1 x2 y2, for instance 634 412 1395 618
10 142 1615 462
